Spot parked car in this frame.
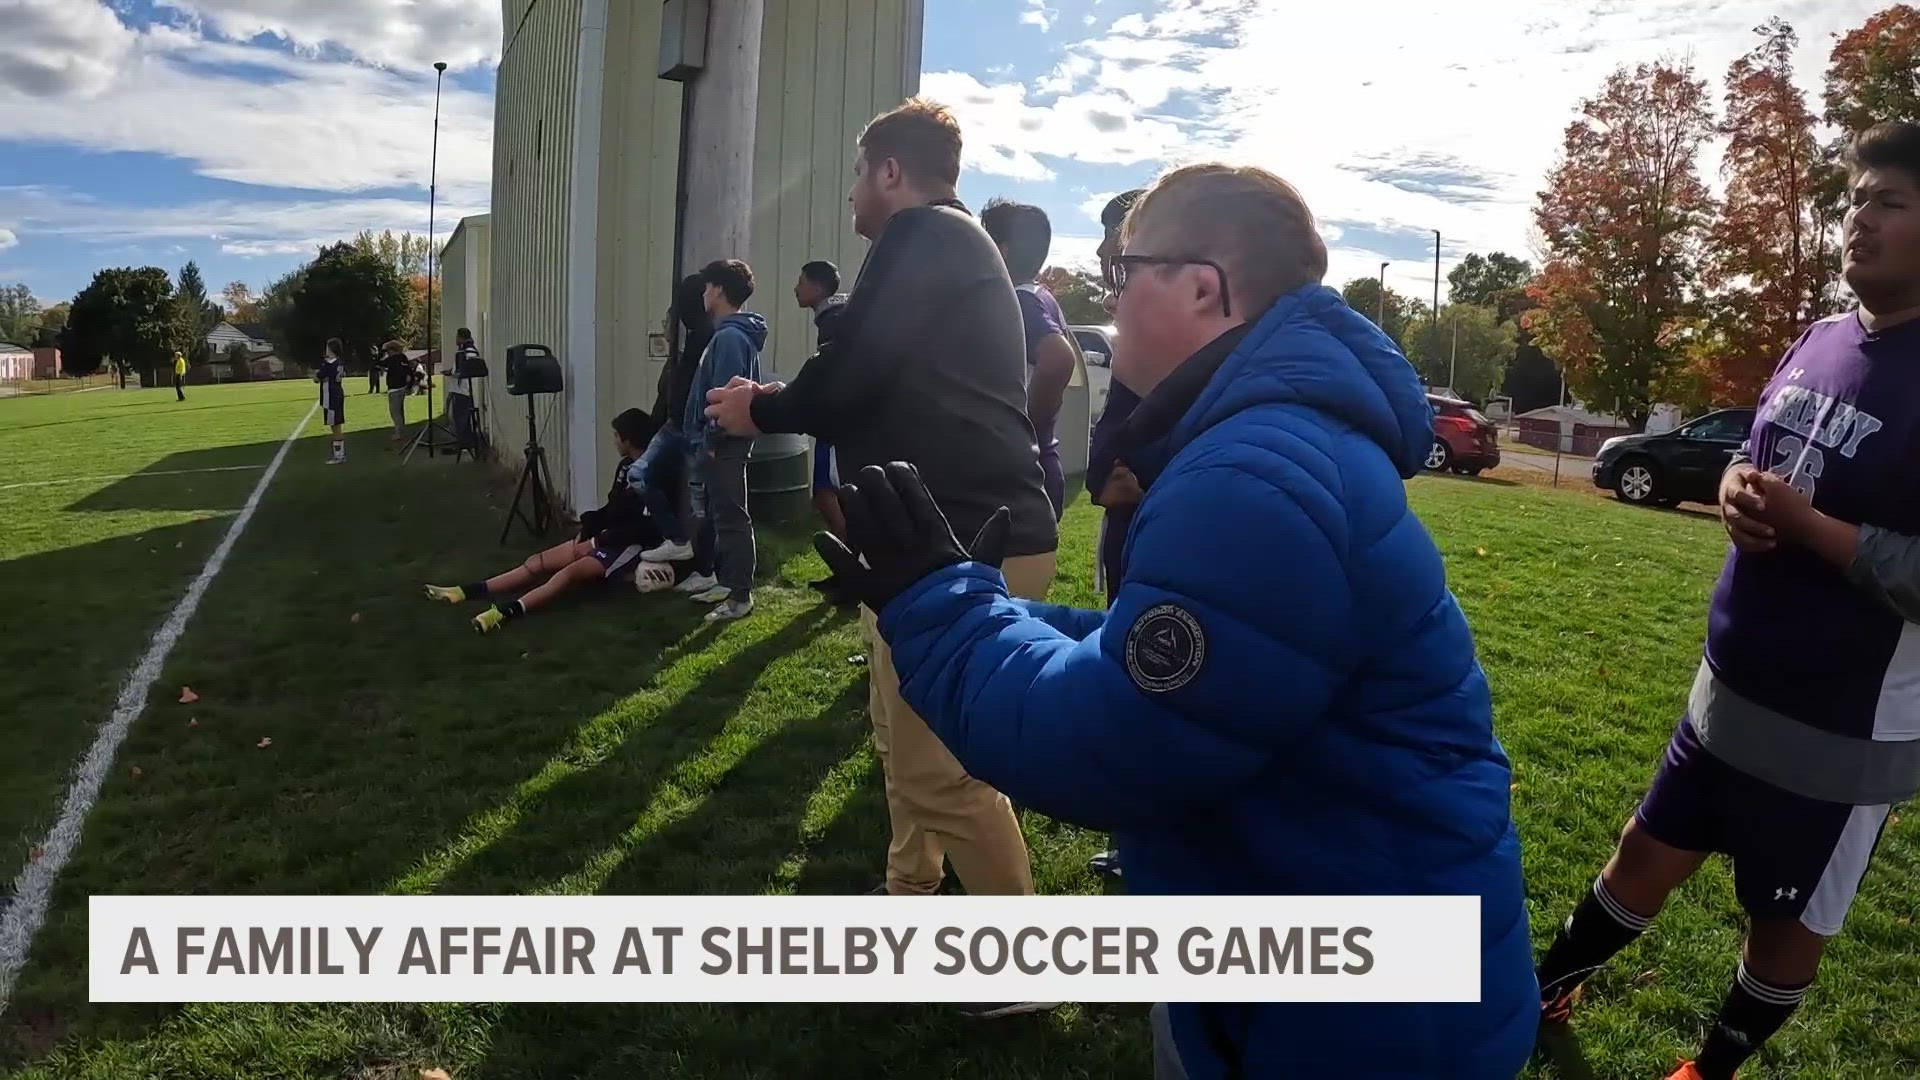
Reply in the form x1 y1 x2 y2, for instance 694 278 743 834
1425 394 1501 475
1070 325 1114 366
1591 407 1755 507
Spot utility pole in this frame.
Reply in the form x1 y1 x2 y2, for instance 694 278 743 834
678 0 764 276
1449 319 1458 395
1377 261 1388 327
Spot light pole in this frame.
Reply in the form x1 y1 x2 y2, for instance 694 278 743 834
1377 261 1389 326
406 61 450 464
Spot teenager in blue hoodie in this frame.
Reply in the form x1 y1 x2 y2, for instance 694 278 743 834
815 164 1535 1079
677 258 767 623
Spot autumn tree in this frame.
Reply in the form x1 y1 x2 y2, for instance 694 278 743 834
1038 266 1109 325
1825 4 1920 132
222 281 261 323
1529 60 1716 428
1686 19 1841 406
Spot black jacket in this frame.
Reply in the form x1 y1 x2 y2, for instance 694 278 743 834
577 457 662 549
653 323 712 430
751 202 1057 558
383 353 415 393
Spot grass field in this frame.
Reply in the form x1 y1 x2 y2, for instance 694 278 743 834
2 382 1918 1078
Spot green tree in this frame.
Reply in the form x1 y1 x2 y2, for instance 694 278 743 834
1037 266 1108 325
290 242 407 370
66 267 176 380
223 340 253 382
1407 303 1517 402
1446 253 1534 311
171 260 219 363
0 283 40 346
259 265 308 361
1339 277 1428 353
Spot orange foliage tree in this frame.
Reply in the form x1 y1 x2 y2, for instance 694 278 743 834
1825 4 1920 132
1528 61 1716 428
1691 18 1841 406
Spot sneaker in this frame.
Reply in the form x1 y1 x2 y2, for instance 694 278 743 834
959 1002 1061 1020
692 585 733 604
472 607 505 634
641 539 695 563
324 456 343 465
424 584 467 604
704 598 754 623
1089 850 1123 878
634 562 677 594
674 572 718 595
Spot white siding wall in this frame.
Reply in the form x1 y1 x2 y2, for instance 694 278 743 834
484 0 583 504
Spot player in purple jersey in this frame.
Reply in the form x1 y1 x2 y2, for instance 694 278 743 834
981 198 1076 521
1535 122 1920 1080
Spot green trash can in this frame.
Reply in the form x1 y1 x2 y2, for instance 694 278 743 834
746 432 814 524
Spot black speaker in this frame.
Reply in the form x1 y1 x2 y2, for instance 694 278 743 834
506 344 563 396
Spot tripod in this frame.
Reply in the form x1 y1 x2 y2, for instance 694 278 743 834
401 398 458 465
499 393 558 545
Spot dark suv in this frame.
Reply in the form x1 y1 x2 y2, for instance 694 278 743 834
1591 407 1755 507
1425 395 1500 475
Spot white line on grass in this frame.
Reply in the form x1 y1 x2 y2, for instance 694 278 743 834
0 465 266 491
0 402 318 1014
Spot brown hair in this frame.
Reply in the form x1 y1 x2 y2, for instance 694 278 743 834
858 98 963 187
1125 164 1329 318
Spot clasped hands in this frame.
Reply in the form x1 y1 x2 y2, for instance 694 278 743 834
1720 463 1822 554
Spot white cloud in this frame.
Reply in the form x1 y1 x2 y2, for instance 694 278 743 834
0 3 493 203
1019 0 1058 32
154 0 501 71
967 0 1882 297
922 71 1194 182
0 186 479 261
0 228 17 251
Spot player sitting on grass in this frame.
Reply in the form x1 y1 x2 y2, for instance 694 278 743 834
425 407 680 632
1535 121 1920 1080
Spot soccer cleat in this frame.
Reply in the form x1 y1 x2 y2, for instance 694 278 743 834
674 572 718 595
1665 1063 1709 1080
704 598 754 623
641 539 695 563
424 584 467 604
692 585 733 604
472 606 505 634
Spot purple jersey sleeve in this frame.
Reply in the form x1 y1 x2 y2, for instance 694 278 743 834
1016 288 1065 363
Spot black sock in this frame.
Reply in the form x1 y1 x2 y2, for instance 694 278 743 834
501 599 526 619
1536 877 1653 1005
464 581 490 599
1694 964 1810 1079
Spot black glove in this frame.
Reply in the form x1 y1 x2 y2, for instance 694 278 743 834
813 462 1010 612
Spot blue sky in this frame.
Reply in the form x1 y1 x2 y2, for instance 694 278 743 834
0 0 1889 312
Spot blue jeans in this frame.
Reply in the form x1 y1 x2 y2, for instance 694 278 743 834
637 426 688 540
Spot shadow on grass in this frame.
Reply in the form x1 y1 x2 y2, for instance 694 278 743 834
1421 470 1519 489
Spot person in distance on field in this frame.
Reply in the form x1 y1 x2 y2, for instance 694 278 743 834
1536 120 1920 1080
814 162 1536 1078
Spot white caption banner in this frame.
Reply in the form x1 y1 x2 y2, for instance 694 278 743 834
91 895 1480 1004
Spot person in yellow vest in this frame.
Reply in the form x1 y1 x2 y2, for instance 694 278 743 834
172 352 187 401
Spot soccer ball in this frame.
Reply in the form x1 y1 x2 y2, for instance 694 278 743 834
635 561 677 594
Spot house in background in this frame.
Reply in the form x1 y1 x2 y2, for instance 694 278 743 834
0 341 33 380
33 346 62 379
206 321 274 355
1515 403 1633 456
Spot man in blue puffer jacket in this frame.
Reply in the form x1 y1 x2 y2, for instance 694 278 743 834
815 164 1535 1078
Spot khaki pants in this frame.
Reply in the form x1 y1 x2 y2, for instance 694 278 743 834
863 551 1057 896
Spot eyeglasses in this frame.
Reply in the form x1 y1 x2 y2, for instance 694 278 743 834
1106 254 1234 318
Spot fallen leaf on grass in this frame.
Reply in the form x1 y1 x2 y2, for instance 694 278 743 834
351 612 363 624
256 737 273 749
129 766 143 779
179 687 199 704
421 1070 452 1080
188 718 199 728
1634 969 1659 986
1475 547 1488 557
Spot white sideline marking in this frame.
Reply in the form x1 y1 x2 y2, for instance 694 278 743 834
0 402 318 1013
0 465 265 492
